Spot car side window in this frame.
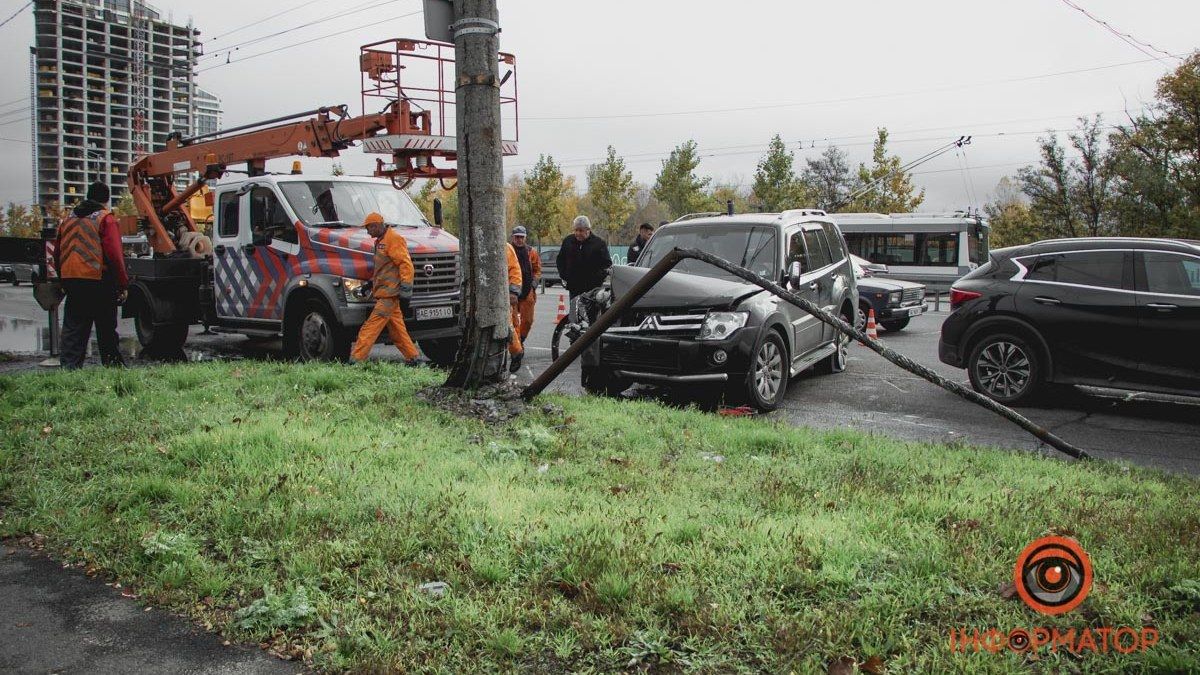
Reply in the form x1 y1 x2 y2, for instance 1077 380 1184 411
217 192 239 238
1025 251 1126 289
250 188 297 244
787 230 808 270
1143 252 1200 296
802 229 832 270
820 222 847 262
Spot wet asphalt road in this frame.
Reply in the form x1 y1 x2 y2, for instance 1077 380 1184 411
1 284 1197 474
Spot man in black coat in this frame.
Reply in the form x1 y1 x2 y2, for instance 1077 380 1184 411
628 222 654 264
556 215 612 299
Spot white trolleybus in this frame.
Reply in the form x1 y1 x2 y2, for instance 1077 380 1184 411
830 212 989 291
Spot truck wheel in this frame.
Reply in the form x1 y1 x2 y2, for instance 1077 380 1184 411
418 338 460 368
285 298 350 362
581 364 628 397
134 301 189 352
881 317 910 332
738 330 789 410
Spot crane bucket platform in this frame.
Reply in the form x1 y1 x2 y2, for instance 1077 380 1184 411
360 38 519 189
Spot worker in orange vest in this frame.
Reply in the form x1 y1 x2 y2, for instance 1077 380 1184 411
510 226 541 342
506 240 526 373
350 212 423 365
56 181 129 369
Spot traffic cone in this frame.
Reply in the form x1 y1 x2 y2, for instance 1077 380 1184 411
865 308 879 341
555 293 567 322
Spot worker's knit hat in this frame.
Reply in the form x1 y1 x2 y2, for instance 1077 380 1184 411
86 181 110 204
363 212 385 226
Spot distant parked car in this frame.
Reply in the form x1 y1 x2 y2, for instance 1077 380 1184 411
939 237 1200 404
10 263 36 285
540 249 561 287
850 254 926 331
0 264 13 284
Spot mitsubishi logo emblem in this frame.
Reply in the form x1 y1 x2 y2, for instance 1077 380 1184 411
638 315 659 332
423 264 435 277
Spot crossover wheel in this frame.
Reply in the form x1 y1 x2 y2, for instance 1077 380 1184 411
967 332 1042 405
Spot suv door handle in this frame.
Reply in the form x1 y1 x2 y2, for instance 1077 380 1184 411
213 244 226 255
1033 296 1061 305
1146 303 1178 311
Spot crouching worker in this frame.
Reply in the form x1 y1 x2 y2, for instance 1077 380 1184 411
350 212 423 365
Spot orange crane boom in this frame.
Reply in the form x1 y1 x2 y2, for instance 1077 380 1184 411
127 105 397 255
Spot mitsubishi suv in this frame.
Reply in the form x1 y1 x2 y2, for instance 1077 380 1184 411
581 210 858 411
940 237 1200 404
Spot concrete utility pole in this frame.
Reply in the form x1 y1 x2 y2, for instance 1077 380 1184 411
444 0 512 388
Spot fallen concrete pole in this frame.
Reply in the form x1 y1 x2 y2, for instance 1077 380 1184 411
522 247 1091 461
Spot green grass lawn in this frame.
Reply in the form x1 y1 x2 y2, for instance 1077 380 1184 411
0 362 1197 672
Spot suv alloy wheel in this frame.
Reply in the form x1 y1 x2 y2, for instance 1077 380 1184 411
740 330 788 411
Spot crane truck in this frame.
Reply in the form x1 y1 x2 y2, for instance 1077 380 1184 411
120 38 518 363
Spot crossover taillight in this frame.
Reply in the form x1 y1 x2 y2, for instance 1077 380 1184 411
949 287 982 310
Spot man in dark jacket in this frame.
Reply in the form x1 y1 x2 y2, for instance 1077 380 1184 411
57 181 129 369
556 215 611 299
628 222 654 264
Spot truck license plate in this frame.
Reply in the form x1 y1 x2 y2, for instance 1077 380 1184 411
415 306 453 321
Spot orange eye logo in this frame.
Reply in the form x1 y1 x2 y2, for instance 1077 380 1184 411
1014 536 1093 615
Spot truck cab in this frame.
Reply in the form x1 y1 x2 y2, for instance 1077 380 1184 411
125 175 462 363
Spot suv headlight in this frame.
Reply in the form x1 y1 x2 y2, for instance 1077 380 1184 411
697 311 749 341
888 291 902 305
342 277 372 304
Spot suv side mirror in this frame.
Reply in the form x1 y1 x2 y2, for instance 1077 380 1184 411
433 198 444 227
788 260 803 288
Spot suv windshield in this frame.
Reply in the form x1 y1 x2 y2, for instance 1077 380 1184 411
280 181 429 228
638 225 777 281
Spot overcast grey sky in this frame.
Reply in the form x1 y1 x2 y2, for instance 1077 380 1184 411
1 0 1197 210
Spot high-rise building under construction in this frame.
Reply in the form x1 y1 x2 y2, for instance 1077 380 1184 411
31 0 218 206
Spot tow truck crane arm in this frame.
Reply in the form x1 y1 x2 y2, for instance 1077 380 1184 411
127 105 394 255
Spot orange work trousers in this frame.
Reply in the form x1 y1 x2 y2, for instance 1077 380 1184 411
351 296 420 362
509 303 523 355
515 293 536 341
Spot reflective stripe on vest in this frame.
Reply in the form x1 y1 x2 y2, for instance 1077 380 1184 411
60 210 107 280
372 234 401 298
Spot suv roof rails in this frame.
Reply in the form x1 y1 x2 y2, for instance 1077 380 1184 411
673 212 726 222
779 208 828 219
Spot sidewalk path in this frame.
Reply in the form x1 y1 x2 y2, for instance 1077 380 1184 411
0 542 300 675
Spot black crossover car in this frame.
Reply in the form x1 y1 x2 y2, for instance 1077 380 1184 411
939 237 1200 404
582 210 858 410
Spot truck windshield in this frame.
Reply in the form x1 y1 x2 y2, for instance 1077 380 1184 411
280 181 429 228
637 225 777 281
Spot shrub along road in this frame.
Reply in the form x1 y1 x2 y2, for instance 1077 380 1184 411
1 362 1198 671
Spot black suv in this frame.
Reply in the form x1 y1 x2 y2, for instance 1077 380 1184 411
581 210 858 410
940 238 1200 404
